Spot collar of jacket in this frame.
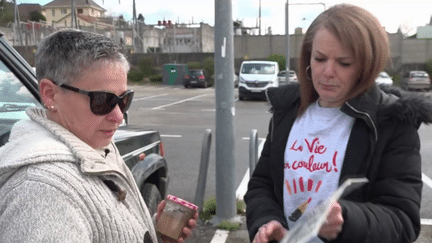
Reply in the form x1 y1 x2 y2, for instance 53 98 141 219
341 84 397 141
266 83 399 142
25 107 125 176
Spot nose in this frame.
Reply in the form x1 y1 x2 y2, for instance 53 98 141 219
106 104 124 124
323 61 336 77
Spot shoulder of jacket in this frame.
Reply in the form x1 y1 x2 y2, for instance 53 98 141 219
266 83 300 112
0 119 75 172
378 85 432 127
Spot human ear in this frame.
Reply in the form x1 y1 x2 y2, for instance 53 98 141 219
39 79 57 110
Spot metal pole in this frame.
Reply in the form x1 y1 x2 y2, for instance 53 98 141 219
71 0 78 28
132 0 137 52
285 2 325 78
213 0 236 224
194 129 212 212
286 1 290 81
14 0 23 46
259 0 261 35
249 129 258 177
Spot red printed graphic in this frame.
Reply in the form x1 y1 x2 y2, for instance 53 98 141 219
308 179 313 191
285 179 292 195
315 180 322 192
285 178 323 196
299 177 305 192
288 197 312 222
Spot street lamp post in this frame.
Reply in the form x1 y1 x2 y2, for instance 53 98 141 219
285 2 326 81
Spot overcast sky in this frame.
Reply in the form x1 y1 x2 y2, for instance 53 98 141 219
19 0 432 35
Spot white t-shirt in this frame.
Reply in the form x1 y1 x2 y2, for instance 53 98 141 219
283 101 355 242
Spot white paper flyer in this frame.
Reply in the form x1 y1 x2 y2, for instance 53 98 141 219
279 177 369 243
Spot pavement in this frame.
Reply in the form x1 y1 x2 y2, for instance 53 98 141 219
185 215 249 243
185 216 431 243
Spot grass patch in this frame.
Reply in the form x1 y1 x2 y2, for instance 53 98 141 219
199 196 217 221
218 220 241 231
199 196 246 230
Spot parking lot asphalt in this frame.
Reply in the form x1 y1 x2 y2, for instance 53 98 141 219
185 215 249 243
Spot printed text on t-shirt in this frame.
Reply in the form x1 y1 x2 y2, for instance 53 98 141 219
285 138 339 173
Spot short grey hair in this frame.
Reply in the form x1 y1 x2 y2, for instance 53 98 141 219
35 29 130 85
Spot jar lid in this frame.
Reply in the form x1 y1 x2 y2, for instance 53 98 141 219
166 195 198 211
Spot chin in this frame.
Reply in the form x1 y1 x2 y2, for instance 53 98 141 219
91 140 111 150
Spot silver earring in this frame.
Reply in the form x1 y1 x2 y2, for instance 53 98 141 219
305 66 312 80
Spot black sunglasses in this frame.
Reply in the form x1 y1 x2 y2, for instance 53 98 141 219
52 81 134 116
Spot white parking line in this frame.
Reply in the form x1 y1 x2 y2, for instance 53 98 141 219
151 94 208 110
422 173 432 189
419 174 432 226
210 229 229 243
160 134 182 138
236 139 265 201
422 219 432 225
134 93 168 101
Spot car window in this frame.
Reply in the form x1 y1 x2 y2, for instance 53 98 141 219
189 70 203 76
411 72 428 78
379 72 389 78
241 64 276 74
0 60 40 146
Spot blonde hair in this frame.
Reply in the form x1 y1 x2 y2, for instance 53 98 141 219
297 4 390 116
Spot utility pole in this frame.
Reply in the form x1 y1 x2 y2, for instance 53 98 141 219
71 0 78 28
285 2 325 80
132 0 137 52
13 0 23 45
259 0 261 35
212 0 237 224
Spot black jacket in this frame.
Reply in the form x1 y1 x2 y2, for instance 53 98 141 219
245 83 432 243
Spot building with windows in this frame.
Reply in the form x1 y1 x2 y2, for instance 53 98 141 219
42 0 108 29
154 23 214 53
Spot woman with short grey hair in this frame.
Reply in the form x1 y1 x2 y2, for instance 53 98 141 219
0 29 197 243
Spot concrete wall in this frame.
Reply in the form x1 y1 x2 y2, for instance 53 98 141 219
9 31 432 74
234 32 432 73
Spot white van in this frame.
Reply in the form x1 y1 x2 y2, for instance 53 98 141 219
238 60 279 100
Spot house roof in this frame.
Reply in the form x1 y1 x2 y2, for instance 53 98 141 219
56 13 96 23
43 0 105 11
18 4 42 22
77 14 97 23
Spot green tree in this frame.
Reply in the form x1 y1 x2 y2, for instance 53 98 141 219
202 56 214 77
138 57 155 76
29 11 46 22
186 61 201 69
267 54 286 71
0 1 14 27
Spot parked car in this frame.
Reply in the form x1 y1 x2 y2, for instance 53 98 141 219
277 70 298 85
238 60 279 100
375 71 393 86
401 70 431 91
183 69 209 88
0 31 168 216
234 73 239 88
